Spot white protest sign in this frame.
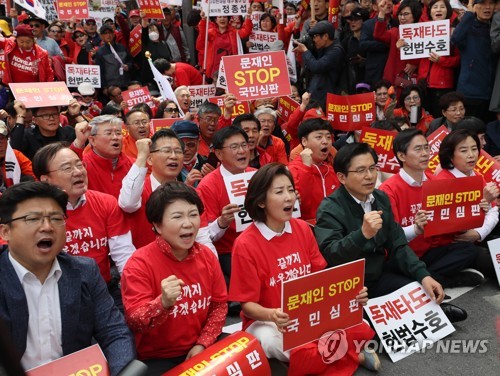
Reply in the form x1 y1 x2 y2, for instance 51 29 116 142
487 238 500 287
250 11 264 31
66 64 101 88
202 0 248 16
14 0 46 20
364 282 455 362
88 10 114 28
399 20 450 60
188 84 216 111
216 60 227 90
249 31 279 53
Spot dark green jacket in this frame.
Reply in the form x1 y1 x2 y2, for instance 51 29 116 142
315 185 430 285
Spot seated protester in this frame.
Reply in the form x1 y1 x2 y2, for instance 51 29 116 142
228 163 379 374
0 182 135 375
196 126 256 284
254 108 288 164
101 102 125 117
233 113 273 169
392 85 434 134
196 100 234 157
454 116 486 148
156 100 181 119
427 91 467 135
484 117 500 158
170 121 207 187
315 143 467 322
153 58 203 88
288 119 340 222
436 129 498 278
33 143 136 310
122 108 152 164
106 86 127 110
121 182 227 374
9 101 84 160
373 79 393 121
0 24 54 84
73 115 133 200
379 129 484 288
0 121 34 192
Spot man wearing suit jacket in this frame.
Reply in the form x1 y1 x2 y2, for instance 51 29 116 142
0 181 136 375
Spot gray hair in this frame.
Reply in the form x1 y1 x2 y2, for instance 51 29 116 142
174 86 189 96
89 115 124 136
254 107 277 120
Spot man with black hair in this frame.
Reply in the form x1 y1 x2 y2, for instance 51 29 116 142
153 58 203 88
233 113 272 169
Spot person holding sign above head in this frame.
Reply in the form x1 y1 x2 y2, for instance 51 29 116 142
121 182 227 375
0 24 54 84
315 143 469 323
229 163 379 374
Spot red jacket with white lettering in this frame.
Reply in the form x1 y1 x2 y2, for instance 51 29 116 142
0 37 54 83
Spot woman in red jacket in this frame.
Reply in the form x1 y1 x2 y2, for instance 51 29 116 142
417 0 460 118
393 84 434 133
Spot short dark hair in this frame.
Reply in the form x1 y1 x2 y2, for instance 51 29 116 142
245 163 295 223
0 181 68 224
454 116 485 135
371 120 401 132
372 79 391 92
427 0 452 20
233 113 261 132
125 107 150 124
156 100 179 119
334 143 378 175
398 84 423 108
130 103 153 119
32 142 70 179
153 58 171 74
298 118 334 143
32 106 59 116
439 129 481 170
397 0 422 22
151 128 182 151
393 129 425 167
439 91 465 111
197 101 221 117
145 181 204 227
212 126 249 150
128 80 142 88
260 13 277 29
101 102 124 117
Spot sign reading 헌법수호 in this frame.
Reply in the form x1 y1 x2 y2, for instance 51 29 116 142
400 19 450 60
10 82 73 108
66 64 101 88
422 175 484 237
282 259 365 351
26 344 110 376
164 332 270 376
364 282 455 362
208 96 251 120
188 84 217 111
326 92 376 131
223 170 300 232
223 51 291 101
56 0 89 20
359 127 399 174
248 31 279 53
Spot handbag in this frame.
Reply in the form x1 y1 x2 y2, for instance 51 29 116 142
394 71 417 88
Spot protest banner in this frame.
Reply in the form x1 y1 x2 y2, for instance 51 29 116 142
26 344 109 376
151 118 178 133
276 96 300 123
56 0 89 20
248 31 279 53
89 0 114 12
422 175 484 237
122 86 155 111
326 92 375 131
426 125 448 174
88 10 114 28
10 82 73 108
163 332 270 376
364 282 455 362
282 259 365 351
200 0 248 16
216 60 227 90
223 51 291 101
487 238 500 287
0 48 5 82
329 0 341 27
360 127 399 174
224 170 300 232
188 84 217 111
14 0 47 19
39 0 58 21
129 25 142 57
66 64 101 88
400 20 450 60
208 96 251 120
137 0 164 19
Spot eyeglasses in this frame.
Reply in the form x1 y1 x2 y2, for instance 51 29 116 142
129 119 149 127
74 33 86 38
200 116 218 124
398 12 412 18
30 23 41 28
3 214 67 227
86 21 96 25
95 130 123 137
35 112 59 120
48 161 86 175
221 142 249 152
446 107 466 113
347 165 379 176
165 107 179 113
404 95 420 103
49 29 63 33
150 147 184 156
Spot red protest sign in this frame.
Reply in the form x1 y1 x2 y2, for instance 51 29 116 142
56 0 90 20
359 127 399 174
9 82 73 108
163 332 270 376
426 125 449 174
422 175 484 237
223 51 291 101
326 92 375 131
208 96 251 120
122 86 154 110
282 259 365 351
277 96 300 122
129 25 142 57
137 0 165 19
26 344 109 376
474 150 500 186
329 0 341 27
151 118 178 133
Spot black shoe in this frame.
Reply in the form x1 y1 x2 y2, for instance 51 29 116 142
228 301 241 316
444 271 484 288
441 303 467 323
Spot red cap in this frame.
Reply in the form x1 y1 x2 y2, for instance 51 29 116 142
303 108 326 120
129 9 140 17
14 24 34 38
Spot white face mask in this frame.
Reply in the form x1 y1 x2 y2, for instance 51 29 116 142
149 32 159 41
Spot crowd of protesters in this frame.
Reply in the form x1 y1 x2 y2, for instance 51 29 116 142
0 0 499 375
